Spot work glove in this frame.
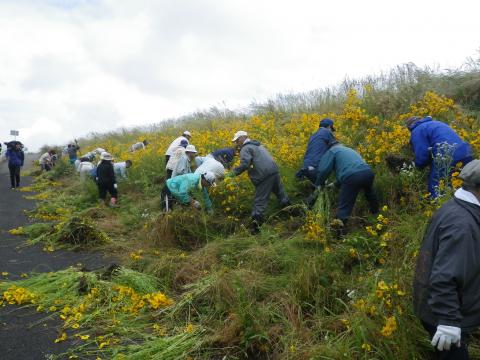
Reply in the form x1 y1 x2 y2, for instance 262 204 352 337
114 184 118 189
192 200 201 210
431 325 461 351
325 181 336 189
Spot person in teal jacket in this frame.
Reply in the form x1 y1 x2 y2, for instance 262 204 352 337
315 141 378 225
162 171 216 212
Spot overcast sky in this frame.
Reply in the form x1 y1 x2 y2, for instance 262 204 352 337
0 0 478 151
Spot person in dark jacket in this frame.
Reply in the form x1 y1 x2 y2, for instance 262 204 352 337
96 152 118 206
211 147 236 168
5 142 24 189
67 140 80 165
413 159 480 358
229 131 289 233
296 118 336 183
316 141 378 227
406 116 473 198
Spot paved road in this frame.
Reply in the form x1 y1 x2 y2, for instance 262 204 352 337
0 157 107 359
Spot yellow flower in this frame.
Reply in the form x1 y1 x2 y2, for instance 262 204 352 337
380 316 397 337
54 332 68 343
361 343 372 352
185 323 194 333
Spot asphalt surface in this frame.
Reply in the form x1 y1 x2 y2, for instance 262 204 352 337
0 157 107 359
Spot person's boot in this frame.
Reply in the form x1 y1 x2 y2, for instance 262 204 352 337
331 218 346 239
251 215 263 235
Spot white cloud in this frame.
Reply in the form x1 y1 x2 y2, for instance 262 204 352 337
0 0 478 151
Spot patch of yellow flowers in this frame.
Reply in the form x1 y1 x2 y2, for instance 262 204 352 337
1 286 36 306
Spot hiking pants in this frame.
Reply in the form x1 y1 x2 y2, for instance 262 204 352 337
252 173 289 220
98 182 117 200
429 156 473 198
8 164 21 188
337 169 378 221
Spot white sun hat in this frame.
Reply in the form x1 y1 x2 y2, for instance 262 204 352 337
100 152 113 161
202 171 217 186
232 130 248 142
183 131 192 137
185 144 198 153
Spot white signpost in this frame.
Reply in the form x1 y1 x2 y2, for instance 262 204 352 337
10 130 19 140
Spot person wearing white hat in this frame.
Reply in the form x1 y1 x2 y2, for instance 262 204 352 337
96 152 118 206
162 171 216 213
229 130 290 233
165 131 192 165
171 144 197 178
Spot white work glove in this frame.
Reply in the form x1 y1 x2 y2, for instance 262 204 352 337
325 181 336 189
431 325 461 351
307 166 315 171
114 184 118 189
192 200 201 210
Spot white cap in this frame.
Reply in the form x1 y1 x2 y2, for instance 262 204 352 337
202 171 217 186
183 131 192 137
100 152 113 161
185 144 197 153
232 130 248 142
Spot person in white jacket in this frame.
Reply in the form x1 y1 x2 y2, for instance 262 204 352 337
130 140 148 152
194 155 225 180
39 151 54 171
165 131 191 164
114 160 132 179
165 139 188 178
78 161 95 180
171 145 197 178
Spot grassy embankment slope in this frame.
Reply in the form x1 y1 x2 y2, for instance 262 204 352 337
2 62 480 359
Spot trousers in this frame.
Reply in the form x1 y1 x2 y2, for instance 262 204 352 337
8 164 21 188
337 169 378 221
252 173 289 219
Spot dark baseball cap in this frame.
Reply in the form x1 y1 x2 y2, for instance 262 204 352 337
319 118 335 131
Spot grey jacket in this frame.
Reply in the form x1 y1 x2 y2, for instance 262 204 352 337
413 197 480 330
233 140 279 185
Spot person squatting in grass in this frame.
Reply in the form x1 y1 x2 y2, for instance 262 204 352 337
5 142 24 189
195 153 225 180
414 160 480 360
210 147 236 169
171 145 197 178
161 171 216 213
406 115 473 198
96 152 118 207
228 130 290 234
39 150 55 172
315 140 379 232
296 118 336 184
165 131 191 177
114 159 132 180
130 139 149 152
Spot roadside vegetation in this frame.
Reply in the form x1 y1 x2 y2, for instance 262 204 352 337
2 59 480 359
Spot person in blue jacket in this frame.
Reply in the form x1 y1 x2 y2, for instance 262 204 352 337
296 118 336 183
162 171 216 213
316 141 378 226
5 142 25 189
211 147 236 168
406 116 473 198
